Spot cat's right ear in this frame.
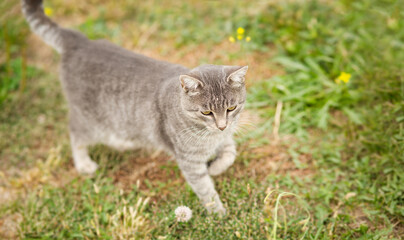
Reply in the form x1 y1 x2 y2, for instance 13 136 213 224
179 75 204 96
227 66 248 87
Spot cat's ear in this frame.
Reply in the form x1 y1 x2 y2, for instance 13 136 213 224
227 66 248 87
179 74 204 95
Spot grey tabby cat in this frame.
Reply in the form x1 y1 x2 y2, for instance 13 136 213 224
22 0 248 214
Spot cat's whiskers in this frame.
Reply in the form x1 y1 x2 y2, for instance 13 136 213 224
183 126 219 149
178 126 198 134
181 127 207 146
179 129 200 146
182 129 200 146
232 122 256 136
177 127 198 139
237 119 257 127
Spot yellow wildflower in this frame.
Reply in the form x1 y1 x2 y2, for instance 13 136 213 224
246 36 251 42
228 36 235 43
44 7 53 17
237 27 245 35
237 35 243 40
335 72 351 84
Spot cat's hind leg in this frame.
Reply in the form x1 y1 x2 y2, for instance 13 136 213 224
70 137 98 174
69 122 98 175
208 137 236 176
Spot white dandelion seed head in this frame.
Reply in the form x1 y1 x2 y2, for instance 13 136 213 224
175 206 192 222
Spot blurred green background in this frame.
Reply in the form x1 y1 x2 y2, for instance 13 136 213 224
0 0 403 239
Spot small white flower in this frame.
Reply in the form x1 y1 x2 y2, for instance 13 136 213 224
175 206 192 222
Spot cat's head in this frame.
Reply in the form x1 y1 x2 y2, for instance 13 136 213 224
179 64 248 132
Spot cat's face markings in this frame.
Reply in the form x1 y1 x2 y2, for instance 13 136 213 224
180 65 248 132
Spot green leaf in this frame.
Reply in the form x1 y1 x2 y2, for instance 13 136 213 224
272 57 309 72
343 107 363 124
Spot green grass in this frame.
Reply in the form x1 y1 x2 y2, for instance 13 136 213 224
0 0 33 106
1 0 403 239
21 178 151 239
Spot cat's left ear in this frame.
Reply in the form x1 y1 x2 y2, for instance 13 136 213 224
227 66 248 87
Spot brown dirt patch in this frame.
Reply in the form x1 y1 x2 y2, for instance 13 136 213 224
0 213 22 240
111 153 184 197
234 136 315 181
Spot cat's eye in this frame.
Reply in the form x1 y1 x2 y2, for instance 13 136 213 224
201 110 212 115
227 106 237 111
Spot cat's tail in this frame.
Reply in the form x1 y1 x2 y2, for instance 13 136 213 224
21 0 84 53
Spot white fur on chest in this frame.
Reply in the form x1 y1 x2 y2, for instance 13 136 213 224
106 134 138 151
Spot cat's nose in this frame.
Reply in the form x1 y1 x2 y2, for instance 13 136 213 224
214 112 227 131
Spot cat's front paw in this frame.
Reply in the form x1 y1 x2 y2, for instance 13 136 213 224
75 159 98 175
208 152 235 176
214 206 226 216
205 200 226 216
208 160 227 176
